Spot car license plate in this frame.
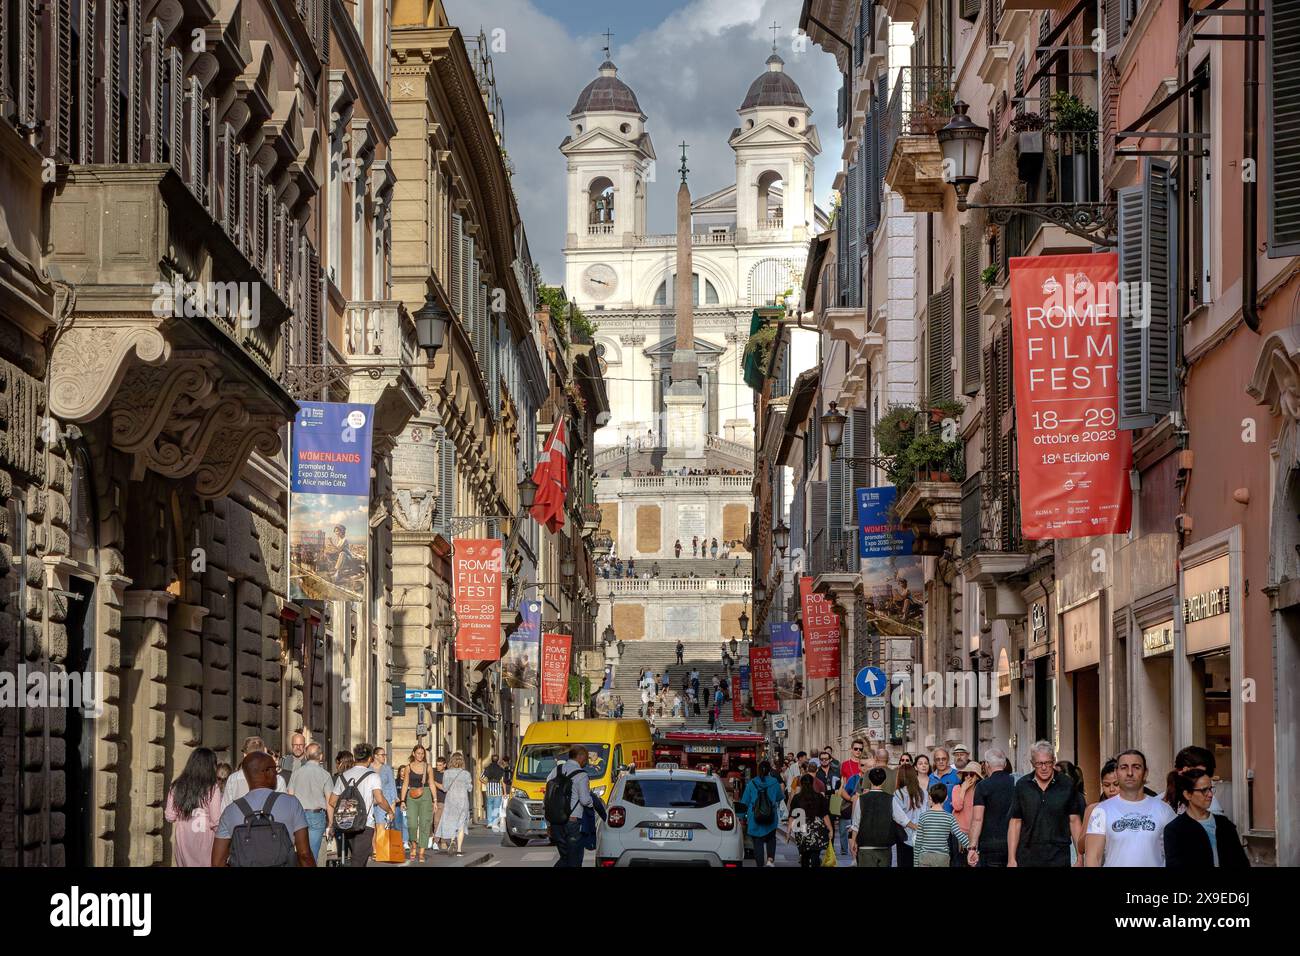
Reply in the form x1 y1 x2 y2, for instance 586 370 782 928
529 820 547 830
646 828 691 841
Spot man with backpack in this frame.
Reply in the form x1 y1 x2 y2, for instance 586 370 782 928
328 743 394 867
543 744 593 867
212 752 315 867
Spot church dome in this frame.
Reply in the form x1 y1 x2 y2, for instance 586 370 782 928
571 60 644 117
740 53 807 111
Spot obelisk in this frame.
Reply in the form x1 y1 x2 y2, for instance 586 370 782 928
664 142 706 464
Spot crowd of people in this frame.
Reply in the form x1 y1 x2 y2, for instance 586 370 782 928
734 740 1247 868
632 650 739 730
163 734 514 867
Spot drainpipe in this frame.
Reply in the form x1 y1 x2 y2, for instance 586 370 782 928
1242 0 1260 332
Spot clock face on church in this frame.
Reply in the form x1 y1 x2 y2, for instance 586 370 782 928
581 264 617 300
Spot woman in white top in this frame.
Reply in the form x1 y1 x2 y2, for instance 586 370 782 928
892 764 927 867
434 751 473 856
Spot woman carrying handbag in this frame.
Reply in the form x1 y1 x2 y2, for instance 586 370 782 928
402 745 435 863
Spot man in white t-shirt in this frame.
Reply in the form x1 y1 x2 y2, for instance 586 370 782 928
1084 749 1175 867
328 742 392 867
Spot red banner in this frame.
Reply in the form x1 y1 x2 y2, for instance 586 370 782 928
1010 254 1133 539
750 646 777 712
799 577 841 679
540 632 571 705
453 539 502 660
732 682 746 723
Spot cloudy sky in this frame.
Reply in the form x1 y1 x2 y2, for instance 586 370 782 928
443 0 843 286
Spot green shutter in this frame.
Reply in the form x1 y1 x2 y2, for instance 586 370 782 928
1268 0 1300 256
961 225 982 395
927 279 955 402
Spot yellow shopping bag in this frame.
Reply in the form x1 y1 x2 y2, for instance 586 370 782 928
821 842 838 867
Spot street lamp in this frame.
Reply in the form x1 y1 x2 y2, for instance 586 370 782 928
936 99 1116 246
821 401 846 454
560 554 576 582
602 623 616 646
754 582 767 605
413 291 450 361
517 475 538 512
934 99 988 212
773 521 790 559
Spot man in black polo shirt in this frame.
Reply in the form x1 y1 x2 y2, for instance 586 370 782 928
967 746 1015 867
1007 741 1085 867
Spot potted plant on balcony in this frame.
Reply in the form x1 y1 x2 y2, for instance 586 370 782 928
565 380 587 415
1047 91 1099 154
901 431 966 486
912 88 956 135
981 265 1000 288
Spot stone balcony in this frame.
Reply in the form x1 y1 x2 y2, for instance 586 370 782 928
882 66 952 213
342 300 425 441
47 165 296 498
895 479 963 550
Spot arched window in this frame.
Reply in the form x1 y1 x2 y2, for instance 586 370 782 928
756 170 784 226
588 177 615 225
653 274 720 306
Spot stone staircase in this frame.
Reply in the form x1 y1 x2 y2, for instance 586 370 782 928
610 640 750 732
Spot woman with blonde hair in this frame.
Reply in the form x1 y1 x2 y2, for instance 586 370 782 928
434 751 473 856
402 744 435 863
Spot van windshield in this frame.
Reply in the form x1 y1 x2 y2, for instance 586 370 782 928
516 744 611 782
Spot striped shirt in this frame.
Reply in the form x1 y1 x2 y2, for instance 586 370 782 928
914 808 970 854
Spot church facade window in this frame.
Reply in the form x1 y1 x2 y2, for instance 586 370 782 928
653 274 719 307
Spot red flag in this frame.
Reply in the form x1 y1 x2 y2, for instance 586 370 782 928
530 419 569 534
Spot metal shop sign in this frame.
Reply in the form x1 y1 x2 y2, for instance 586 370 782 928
1183 587 1229 625
1142 620 1175 658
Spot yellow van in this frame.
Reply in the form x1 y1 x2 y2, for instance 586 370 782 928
505 718 654 846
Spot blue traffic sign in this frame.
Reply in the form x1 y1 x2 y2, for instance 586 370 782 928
405 689 445 704
855 667 888 698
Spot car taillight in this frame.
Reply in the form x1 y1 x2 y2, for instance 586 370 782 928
716 808 735 831
597 857 618 867
723 861 740 868
607 806 626 828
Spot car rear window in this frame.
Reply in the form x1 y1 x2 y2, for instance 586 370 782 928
621 779 720 809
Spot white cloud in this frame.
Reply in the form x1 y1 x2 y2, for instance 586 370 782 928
443 0 843 287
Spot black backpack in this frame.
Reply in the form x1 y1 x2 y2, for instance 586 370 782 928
334 769 375 834
543 767 584 825
229 792 297 867
752 777 776 825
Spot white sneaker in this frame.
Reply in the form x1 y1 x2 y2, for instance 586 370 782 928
765 860 776 867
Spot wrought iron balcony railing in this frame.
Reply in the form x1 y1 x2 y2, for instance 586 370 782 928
960 469 1025 560
884 65 954 164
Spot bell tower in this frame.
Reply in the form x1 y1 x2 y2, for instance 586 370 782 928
560 57 655 249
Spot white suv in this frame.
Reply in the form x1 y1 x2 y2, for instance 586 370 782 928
595 768 743 868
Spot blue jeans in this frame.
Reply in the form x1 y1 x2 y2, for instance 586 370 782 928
487 795 503 830
836 817 852 855
304 809 327 862
551 819 585 867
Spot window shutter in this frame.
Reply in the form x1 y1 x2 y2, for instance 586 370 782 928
851 406 871 493
845 159 858 306
1014 55 1025 116
105 1 122 159
307 242 323 365
996 327 1014 474
809 479 827 572
13 0 40 132
320 0 330 65
1268 0 1300 256
960 0 980 22
927 280 955 402
863 106 880 236
1118 159 1175 429
169 48 183 175
50 0 73 160
839 415 854 528
961 225 982 395
81 0 97 162
449 214 463 316
436 427 456 536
